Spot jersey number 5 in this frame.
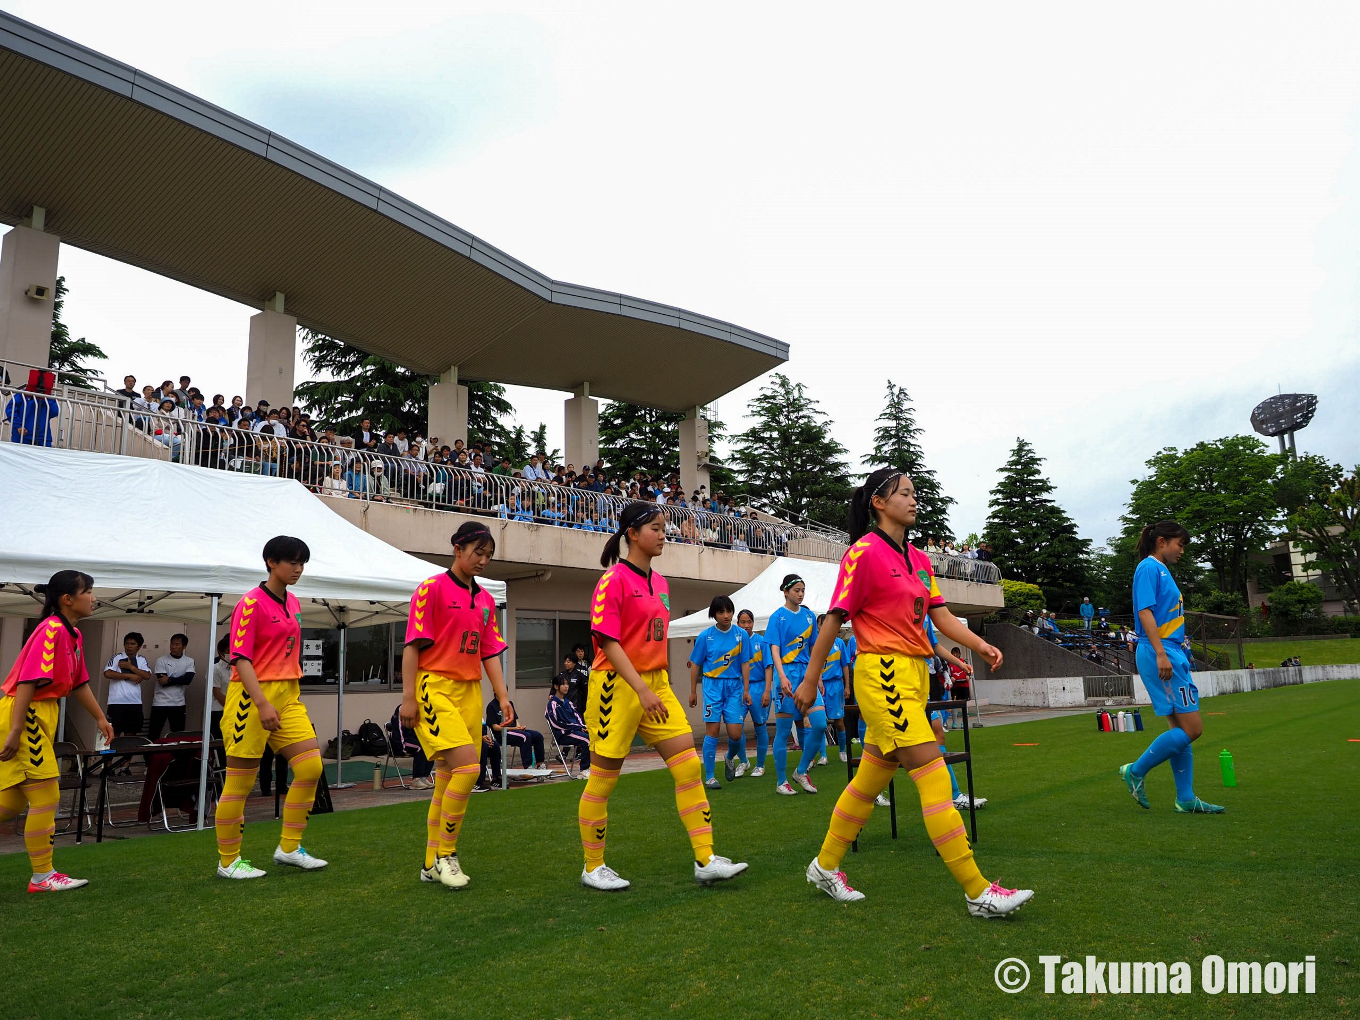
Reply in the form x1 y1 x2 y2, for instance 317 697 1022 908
457 630 481 655
644 618 665 642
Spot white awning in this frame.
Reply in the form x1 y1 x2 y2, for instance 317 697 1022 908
670 556 841 638
0 444 504 626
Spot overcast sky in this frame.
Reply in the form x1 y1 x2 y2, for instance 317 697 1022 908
9 1 1358 544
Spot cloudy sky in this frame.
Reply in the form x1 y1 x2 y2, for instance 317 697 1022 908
9 1 1358 544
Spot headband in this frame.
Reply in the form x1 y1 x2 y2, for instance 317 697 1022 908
780 575 804 591
619 503 663 533
452 525 493 546
872 471 904 498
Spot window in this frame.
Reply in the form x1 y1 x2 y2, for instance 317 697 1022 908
300 622 398 689
514 611 591 688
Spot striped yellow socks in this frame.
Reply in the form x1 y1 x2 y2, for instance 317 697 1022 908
817 750 897 870
279 748 322 853
910 756 988 898
436 764 481 857
666 747 713 865
425 768 452 868
578 764 620 870
216 765 257 866
21 777 59 876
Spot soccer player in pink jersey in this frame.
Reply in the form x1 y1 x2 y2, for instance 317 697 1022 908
577 502 748 891
797 469 1034 916
215 536 327 879
400 521 512 890
0 570 113 891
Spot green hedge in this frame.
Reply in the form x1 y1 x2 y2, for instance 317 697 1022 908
1001 579 1045 616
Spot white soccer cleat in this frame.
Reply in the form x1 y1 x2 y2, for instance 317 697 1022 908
581 863 631 891
28 872 89 893
420 863 439 883
435 853 469 889
875 792 891 807
806 857 866 902
733 761 749 778
273 845 328 871
838 751 848 763
695 854 749 885
577 769 591 781
816 755 828 767
704 777 722 791
966 880 1034 918
794 772 819 794
776 781 799 795
750 766 765 778
954 793 988 810
216 856 267 880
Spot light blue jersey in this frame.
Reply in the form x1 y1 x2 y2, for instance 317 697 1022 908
689 625 752 680
1132 557 1185 643
821 637 848 683
766 605 817 672
746 633 770 686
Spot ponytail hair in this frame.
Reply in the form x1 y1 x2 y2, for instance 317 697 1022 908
848 468 905 543
1137 520 1190 560
600 501 664 568
451 521 496 555
34 569 94 620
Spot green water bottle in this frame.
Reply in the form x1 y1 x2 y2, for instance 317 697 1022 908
1219 749 1236 787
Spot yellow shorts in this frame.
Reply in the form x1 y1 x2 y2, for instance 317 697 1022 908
223 680 316 759
586 668 692 760
852 654 934 753
0 695 59 789
414 672 482 758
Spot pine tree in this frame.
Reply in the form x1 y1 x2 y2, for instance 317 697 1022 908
46 277 108 389
502 425 531 469
864 381 955 543
730 373 853 528
529 423 561 463
982 438 1091 610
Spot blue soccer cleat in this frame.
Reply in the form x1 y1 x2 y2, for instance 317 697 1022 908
1119 763 1149 809
1174 797 1225 814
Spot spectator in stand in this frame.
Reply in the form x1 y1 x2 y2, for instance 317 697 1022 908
322 464 349 496
149 633 195 739
186 392 207 424
115 374 139 402
157 380 178 405
393 428 410 455
546 673 591 778
976 542 993 563
4 384 60 446
226 395 245 423
104 632 152 737
154 398 184 460
352 418 379 452
376 431 401 459
1085 647 1105 666
173 376 192 405
1080 597 1095 631
486 696 544 768
370 463 394 501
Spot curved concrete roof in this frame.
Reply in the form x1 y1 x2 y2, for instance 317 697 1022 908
0 13 788 411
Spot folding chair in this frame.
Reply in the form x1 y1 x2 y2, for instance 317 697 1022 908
149 731 214 832
103 735 153 828
51 741 91 835
379 723 414 790
544 721 583 778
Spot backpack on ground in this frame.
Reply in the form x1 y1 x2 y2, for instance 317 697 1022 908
357 718 388 756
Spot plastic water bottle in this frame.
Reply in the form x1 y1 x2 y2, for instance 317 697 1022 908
1220 749 1236 787
1133 709 1144 731
1118 711 1128 732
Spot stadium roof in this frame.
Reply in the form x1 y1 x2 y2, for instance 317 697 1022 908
0 13 788 411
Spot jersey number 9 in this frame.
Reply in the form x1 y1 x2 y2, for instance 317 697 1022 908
912 597 925 625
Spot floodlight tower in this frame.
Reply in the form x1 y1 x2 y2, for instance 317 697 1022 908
1250 393 1318 458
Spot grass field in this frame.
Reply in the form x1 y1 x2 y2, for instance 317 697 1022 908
1211 637 1360 669
5 681 1358 1019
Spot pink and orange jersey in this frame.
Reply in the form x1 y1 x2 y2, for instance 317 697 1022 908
404 572 507 680
229 584 303 683
2 614 88 700
829 529 946 658
590 561 671 673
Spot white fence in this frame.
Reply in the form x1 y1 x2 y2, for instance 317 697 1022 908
976 664 1358 708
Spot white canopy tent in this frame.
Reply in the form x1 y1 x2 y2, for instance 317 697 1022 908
670 556 840 638
0 445 504 826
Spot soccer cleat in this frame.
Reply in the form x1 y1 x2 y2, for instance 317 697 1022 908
806 857 865 902
794 772 818 794
1119 763 1150 809
750 766 765 778
724 760 736 783
704 777 722 791
1175 797 1226 814
776 781 800 795
954 793 988 810
733 760 749 779
875 792 891 808
838 751 848 763
273 845 328 871
816 755 828 767
695 854 749 885
577 769 591 781
471 783 492 793
216 856 267 880
420 864 439 883
966 881 1034 918
581 863 630 891
435 853 469 889
28 872 88 893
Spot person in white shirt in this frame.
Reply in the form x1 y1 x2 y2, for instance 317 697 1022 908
209 636 231 765
322 464 349 496
150 634 196 739
104 632 152 736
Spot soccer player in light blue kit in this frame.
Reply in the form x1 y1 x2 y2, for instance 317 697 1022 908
736 609 771 778
687 596 753 790
766 574 825 795
1119 521 1225 814
816 614 850 764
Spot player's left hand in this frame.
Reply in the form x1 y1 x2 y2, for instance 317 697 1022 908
743 691 751 706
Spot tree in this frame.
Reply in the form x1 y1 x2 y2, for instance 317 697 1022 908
596 402 736 492
46 277 108 389
1001 579 1045 615
1265 580 1325 635
729 374 853 528
502 425 531 469
529 423 561 464
294 330 511 446
982 438 1091 610
1124 436 1283 597
863 381 955 543
1281 456 1360 613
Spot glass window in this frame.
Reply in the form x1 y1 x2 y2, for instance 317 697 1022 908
514 613 590 688
300 622 397 688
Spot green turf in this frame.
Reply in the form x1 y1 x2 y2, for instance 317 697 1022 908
1211 637 1360 669
5 681 1358 1019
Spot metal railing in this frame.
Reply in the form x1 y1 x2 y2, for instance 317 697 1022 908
0 382 1001 582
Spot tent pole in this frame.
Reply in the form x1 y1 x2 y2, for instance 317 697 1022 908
196 595 220 830
333 612 355 788
57 697 66 743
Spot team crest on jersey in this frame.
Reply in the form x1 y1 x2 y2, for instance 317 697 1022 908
659 593 670 610
481 607 490 624
916 569 930 589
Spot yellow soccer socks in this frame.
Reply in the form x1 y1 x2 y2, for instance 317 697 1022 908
436 764 480 858
216 765 257 866
425 768 452 869
20 777 59 875
279 748 322 854
910 756 988 898
817 750 897 871
578 763 620 870
666 747 714 865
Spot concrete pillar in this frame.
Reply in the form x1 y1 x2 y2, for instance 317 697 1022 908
678 407 711 498
564 383 599 470
0 209 61 375
428 366 468 446
246 292 297 409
